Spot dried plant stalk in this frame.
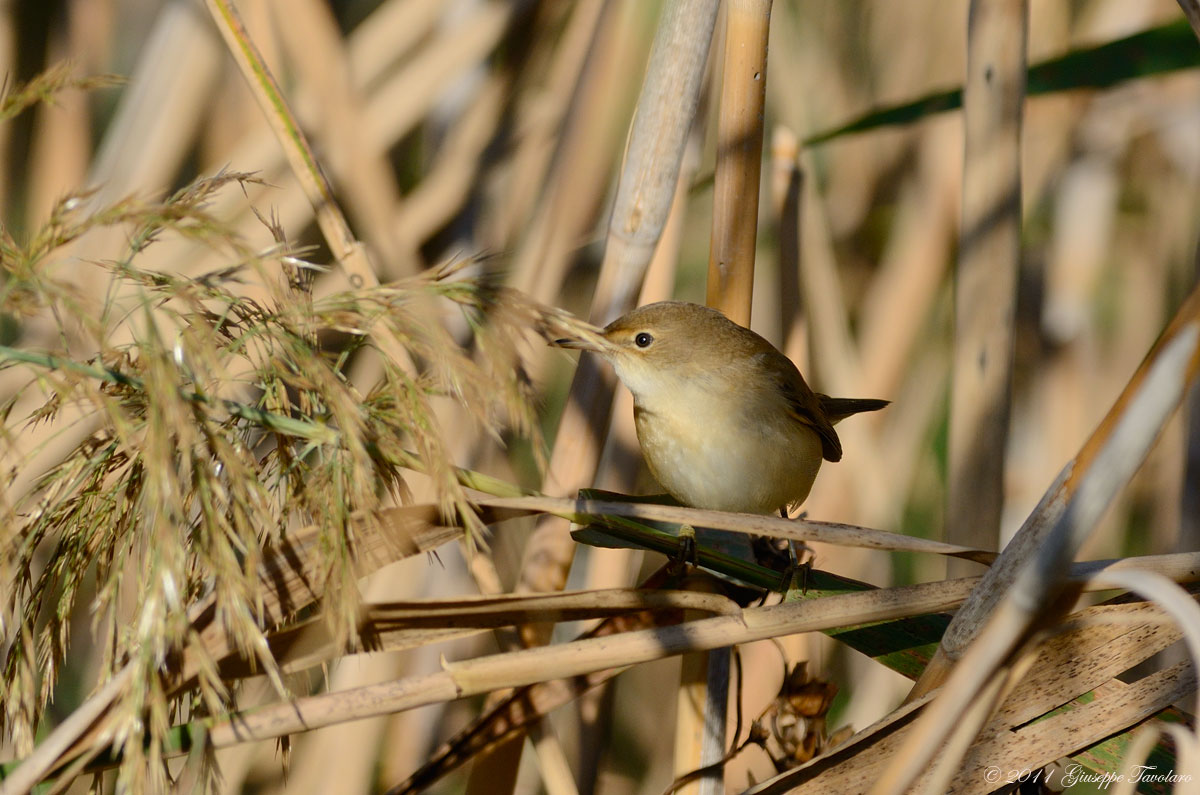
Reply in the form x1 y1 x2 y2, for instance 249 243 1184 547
187 578 979 752
203 0 378 288
7 4 1200 792
517 0 720 596
945 0 1027 576
271 0 414 277
706 0 772 325
688 4 772 781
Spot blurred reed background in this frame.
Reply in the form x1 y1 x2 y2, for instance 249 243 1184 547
2 0 1200 792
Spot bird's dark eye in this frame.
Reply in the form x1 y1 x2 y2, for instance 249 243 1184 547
634 332 654 348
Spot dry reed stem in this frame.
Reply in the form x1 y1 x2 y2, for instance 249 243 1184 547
200 1 511 648
793 147 864 399
874 349 950 526
463 38 646 768
276 573 423 795
930 284 1200 666
857 118 960 400
977 664 1191 793
0 250 566 782
360 0 515 153
204 0 378 288
769 127 806 373
164 554 1200 778
528 727 581 795
194 488 1200 685
373 561 482 790
509 2 640 306
1015 123 1121 551
675 648 723 795
8 3 1200 791
499 0 610 257
0 3 14 210
516 0 720 602
0 8 224 506
1085 569 1200 725
792 147 888 525
589 126 702 556
0 668 134 795
592 0 721 310
25 35 91 230
392 77 506 248
13 531 1200 791
488 495 993 562
973 601 1187 729
393 565 718 794
945 0 1027 576
177 504 470 690
673 575 729 795
82 4 222 247
937 646 1194 792
194 577 979 751
166 0 516 281
344 0 444 86
577 144 700 789
705 0 772 325
272 0 415 277
690 6 765 776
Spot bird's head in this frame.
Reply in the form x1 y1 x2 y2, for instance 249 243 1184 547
554 301 764 399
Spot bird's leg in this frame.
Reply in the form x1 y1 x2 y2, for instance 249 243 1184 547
751 533 801 593
751 533 789 572
791 544 814 596
673 524 698 569
777 507 814 594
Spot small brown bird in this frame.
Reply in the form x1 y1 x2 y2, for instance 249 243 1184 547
559 301 887 515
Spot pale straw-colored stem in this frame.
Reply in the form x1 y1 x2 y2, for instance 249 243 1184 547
516 0 720 596
197 577 978 750
271 0 416 277
203 0 378 288
706 0 772 326
688 6 773 774
945 0 1027 578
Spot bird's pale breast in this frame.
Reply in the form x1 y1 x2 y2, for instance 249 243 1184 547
633 385 823 514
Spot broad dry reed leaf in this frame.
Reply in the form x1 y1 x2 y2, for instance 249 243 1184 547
749 598 1195 794
1085 568 1200 729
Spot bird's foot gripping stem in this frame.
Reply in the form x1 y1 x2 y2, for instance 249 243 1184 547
752 536 813 593
670 524 699 571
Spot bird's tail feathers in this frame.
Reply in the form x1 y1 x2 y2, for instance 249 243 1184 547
818 396 890 424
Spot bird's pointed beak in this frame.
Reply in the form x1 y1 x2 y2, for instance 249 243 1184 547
549 318 611 354
552 336 605 353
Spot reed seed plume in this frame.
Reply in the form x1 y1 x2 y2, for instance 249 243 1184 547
0 100 592 776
